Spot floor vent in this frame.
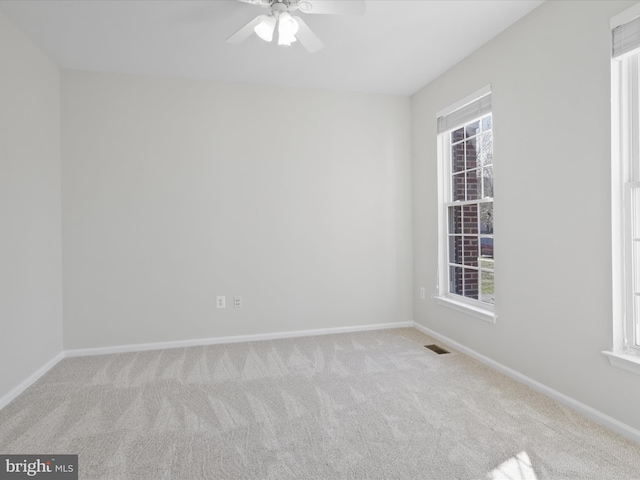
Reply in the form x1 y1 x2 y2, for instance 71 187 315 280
424 344 450 355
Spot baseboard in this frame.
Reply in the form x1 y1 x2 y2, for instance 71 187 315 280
0 351 65 410
413 322 640 445
64 321 414 358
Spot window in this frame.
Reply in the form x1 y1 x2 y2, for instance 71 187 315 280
624 183 640 350
606 4 640 374
436 86 495 322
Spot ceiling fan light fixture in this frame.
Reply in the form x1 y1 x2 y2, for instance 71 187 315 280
277 12 299 46
254 15 276 42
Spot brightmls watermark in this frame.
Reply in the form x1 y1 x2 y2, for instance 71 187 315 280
0 456 77 479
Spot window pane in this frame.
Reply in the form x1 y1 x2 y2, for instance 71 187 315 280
463 204 478 234
452 142 466 173
479 132 493 167
480 238 494 259
450 266 464 296
466 169 480 200
464 268 479 299
449 235 463 264
452 127 465 143
482 166 494 198
452 173 465 201
633 188 640 238
466 138 478 170
449 206 462 234
480 258 494 272
635 295 640 347
465 121 480 138
480 203 493 234
463 236 478 267
481 270 495 304
482 115 492 132
634 240 640 290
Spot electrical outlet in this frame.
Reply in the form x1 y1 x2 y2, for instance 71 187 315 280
420 287 426 300
234 296 242 308
216 296 226 309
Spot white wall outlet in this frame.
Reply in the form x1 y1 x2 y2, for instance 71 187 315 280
420 287 426 300
234 296 242 308
216 296 226 309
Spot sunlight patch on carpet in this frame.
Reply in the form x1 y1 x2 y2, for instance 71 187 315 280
488 451 537 480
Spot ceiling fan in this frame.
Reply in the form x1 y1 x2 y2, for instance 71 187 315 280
226 0 366 53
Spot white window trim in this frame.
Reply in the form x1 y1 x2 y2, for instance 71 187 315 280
436 85 492 121
605 4 640 375
435 295 496 324
435 85 496 323
602 350 640 375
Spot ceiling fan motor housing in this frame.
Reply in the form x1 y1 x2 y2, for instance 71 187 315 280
228 0 365 52
270 0 311 15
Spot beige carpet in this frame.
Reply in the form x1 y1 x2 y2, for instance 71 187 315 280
1 327 639 479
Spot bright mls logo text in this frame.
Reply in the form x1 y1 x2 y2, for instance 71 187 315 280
0 455 77 479
5 458 53 476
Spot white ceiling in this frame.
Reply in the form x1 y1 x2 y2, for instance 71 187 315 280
0 0 544 96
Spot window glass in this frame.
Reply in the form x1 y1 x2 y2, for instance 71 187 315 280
443 112 494 306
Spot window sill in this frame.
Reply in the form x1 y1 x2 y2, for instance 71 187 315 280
435 295 496 324
602 350 640 375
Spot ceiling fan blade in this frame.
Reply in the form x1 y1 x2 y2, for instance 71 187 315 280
298 0 366 15
226 15 265 44
293 16 324 53
236 0 270 6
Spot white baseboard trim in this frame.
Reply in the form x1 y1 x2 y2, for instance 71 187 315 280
64 321 414 358
413 322 640 445
0 351 66 411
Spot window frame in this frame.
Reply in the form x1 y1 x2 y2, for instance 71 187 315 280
605 4 640 374
435 86 496 323
623 182 640 352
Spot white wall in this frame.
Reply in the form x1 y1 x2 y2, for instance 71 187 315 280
0 12 63 400
10 0 638 441
413 0 640 432
62 71 412 349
